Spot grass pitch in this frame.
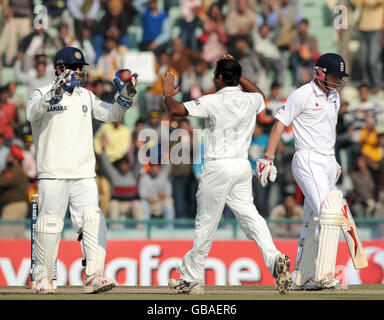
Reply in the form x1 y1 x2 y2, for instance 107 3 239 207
0 284 383 300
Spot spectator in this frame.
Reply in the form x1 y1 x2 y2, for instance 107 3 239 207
170 37 204 80
289 18 320 85
133 0 171 56
349 154 376 217
143 52 179 113
179 0 203 51
20 134 36 181
94 119 132 163
77 25 96 66
0 145 28 238
17 27 54 72
199 3 228 65
169 118 197 220
95 155 111 219
257 82 287 134
139 163 175 229
6 81 27 126
43 0 75 36
0 0 33 66
0 85 17 145
93 0 131 63
100 140 143 229
180 59 213 101
352 0 383 92
349 84 381 138
225 0 256 38
53 23 79 50
13 54 54 96
67 0 100 40
252 23 288 87
269 193 303 237
233 36 266 92
96 35 126 81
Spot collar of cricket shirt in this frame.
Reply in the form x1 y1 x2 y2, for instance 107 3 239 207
216 86 241 94
311 79 337 98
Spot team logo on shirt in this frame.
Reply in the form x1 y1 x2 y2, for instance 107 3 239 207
47 105 67 112
82 105 88 113
194 99 200 106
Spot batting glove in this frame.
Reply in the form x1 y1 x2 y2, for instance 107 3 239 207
113 69 138 108
43 70 74 105
256 154 277 187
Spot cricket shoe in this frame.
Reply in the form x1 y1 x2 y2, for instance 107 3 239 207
319 277 341 290
83 274 116 294
35 277 55 294
292 279 321 291
168 279 204 295
273 254 293 294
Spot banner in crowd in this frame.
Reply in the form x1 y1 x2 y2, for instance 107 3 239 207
1 239 383 286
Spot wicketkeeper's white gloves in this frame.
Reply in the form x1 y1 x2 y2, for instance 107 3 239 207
113 69 138 108
256 154 277 187
43 70 75 105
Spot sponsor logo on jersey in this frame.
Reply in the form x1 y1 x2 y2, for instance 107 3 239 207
82 105 88 113
195 99 200 106
47 105 67 112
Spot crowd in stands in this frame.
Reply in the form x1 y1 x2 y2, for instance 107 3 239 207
0 0 383 238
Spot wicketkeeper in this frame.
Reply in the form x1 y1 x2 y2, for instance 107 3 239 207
26 46 138 294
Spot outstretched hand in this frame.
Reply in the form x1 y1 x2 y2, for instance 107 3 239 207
162 72 180 97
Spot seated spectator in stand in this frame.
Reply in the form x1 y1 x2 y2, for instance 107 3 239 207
93 0 130 63
350 84 381 138
269 193 303 238
0 0 33 66
252 23 288 87
225 0 256 38
14 53 54 96
67 0 100 40
77 25 96 66
180 59 213 101
0 86 17 146
170 37 204 80
17 26 54 72
20 134 36 181
349 155 376 217
133 0 171 56
143 52 179 113
139 163 175 229
53 23 79 49
198 3 228 66
96 35 126 82
44 0 75 35
0 145 28 238
289 18 320 85
6 81 27 126
257 82 287 134
179 0 203 51
100 139 143 229
94 119 132 163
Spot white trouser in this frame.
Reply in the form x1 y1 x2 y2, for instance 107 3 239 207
180 158 280 283
35 178 106 278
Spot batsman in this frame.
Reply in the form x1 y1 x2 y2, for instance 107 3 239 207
26 47 138 294
256 53 353 290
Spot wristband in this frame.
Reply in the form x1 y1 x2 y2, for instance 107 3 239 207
264 153 275 161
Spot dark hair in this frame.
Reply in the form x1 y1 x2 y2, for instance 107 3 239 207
215 59 242 86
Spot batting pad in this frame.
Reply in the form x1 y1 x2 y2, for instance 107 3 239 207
315 190 343 282
294 216 318 286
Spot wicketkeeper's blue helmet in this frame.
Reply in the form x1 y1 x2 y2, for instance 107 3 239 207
53 47 89 66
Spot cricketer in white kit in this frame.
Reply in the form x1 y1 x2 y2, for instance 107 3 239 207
27 46 138 294
256 53 350 290
162 55 292 295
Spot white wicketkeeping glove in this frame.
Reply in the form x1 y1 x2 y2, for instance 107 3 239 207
43 70 74 105
256 158 277 187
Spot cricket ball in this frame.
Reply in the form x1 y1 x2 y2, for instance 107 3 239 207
120 70 132 83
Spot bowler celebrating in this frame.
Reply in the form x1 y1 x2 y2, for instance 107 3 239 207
27 47 137 294
162 55 292 295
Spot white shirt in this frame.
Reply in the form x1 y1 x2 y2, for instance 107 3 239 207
27 83 127 179
275 80 340 155
184 86 265 160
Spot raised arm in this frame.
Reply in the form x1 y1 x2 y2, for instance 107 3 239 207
162 71 189 117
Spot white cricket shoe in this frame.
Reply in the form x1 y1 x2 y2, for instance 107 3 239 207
168 279 204 295
35 277 55 294
83 274 116 294
273 254 293 294
320 277 341 290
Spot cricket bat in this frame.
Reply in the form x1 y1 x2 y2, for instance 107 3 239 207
341 199 368 270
